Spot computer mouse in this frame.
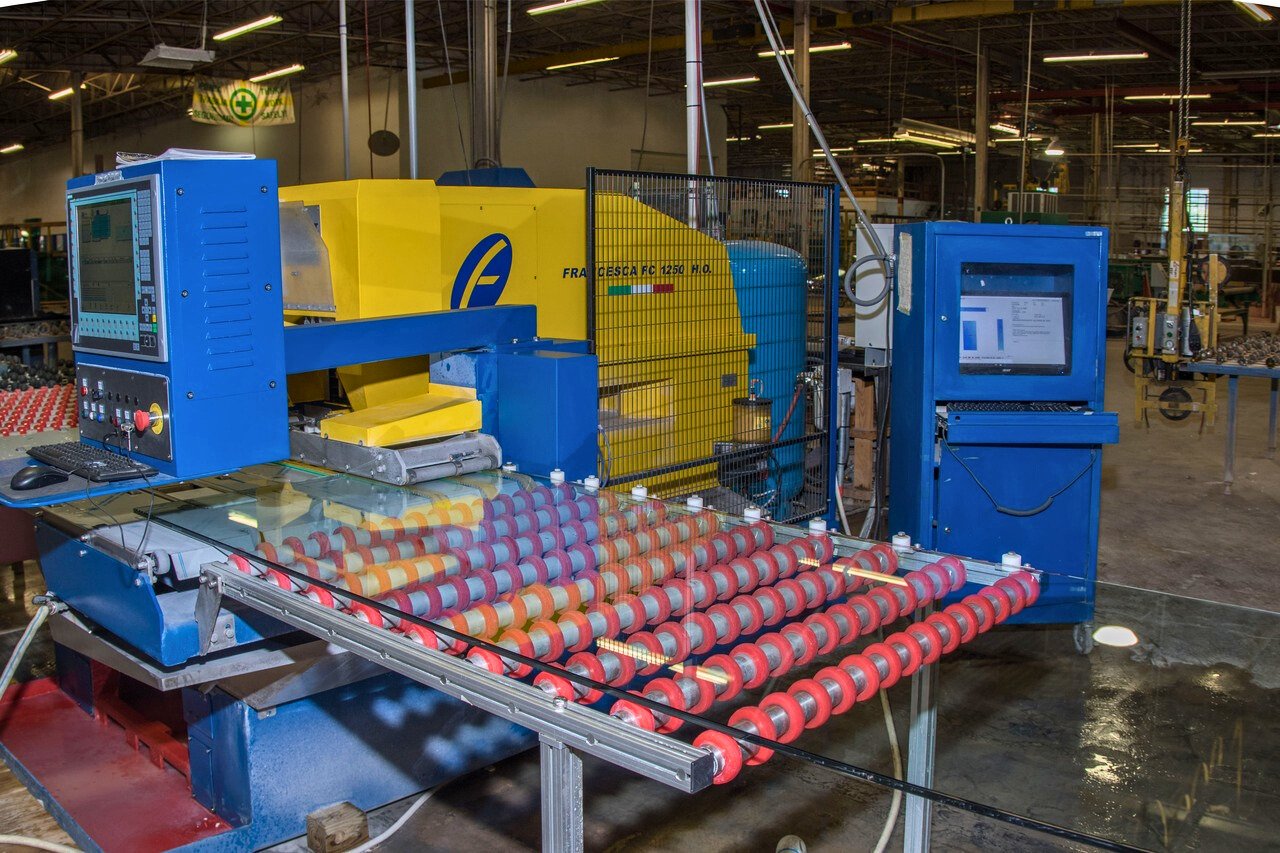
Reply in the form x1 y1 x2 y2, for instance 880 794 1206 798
10 464 70 491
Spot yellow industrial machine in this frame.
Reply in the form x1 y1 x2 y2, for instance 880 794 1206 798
277 179 753 494
1126 138 1220 426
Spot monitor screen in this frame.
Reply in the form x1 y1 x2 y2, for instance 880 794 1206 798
958 293 1070 374
75 196 138 320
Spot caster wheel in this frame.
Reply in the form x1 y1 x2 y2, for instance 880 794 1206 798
1157 386 1193 421
1073 622 1094 656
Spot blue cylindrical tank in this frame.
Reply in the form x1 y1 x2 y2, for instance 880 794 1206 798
725 240 809 511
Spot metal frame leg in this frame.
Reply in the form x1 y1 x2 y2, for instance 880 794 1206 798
1224 375 1239 495
1267 378 1278 461
904 662 939 853
541 736 585 853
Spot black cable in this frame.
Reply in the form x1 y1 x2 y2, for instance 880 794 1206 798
943 443 1096 518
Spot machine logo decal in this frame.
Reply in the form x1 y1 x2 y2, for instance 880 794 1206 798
452 233 513 309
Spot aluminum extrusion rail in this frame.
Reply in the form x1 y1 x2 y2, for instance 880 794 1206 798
200 560 715 794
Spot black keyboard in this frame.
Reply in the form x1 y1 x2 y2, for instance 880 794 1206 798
948 401 1080 413
27 442 157 483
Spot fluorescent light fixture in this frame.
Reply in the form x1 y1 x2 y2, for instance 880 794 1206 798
249 63 304 83
1191 118 1265 126
1 143 23 154
989 122 1021 135
1044 49 1149 63
897 118 975 145
1114 141 1157 148
856 137 898 144
0 49 16 65
1254 132 1280 138
48 87 75 100
1091 625 1139 647
727 137 751 142
546 56 617 71
213 14 283 41
1124 92 1212 101
1044 137 1065 156
813 147 854 154
758 42 851 58
528 0 607 15
759 122 794 130
1147 146 1205 153
994 135 1044 143
893 131 958 148
1234 1 1274 22
703 75 759 88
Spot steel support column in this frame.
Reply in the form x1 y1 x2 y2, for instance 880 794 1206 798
339 0 351 180
904 659 939 853
973 46 989 221
541 737 585 853
791 0 811 183
69 72 83 178
471 0 498 168
404 0 419 179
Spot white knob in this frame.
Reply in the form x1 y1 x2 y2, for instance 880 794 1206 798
631 484 648 499
686 494 705 509
583 475 601 493
891 532 913 552
744 505 763 520
550 468 565 485
1001 551 1023 568
808 518 828 534
501 462 518 472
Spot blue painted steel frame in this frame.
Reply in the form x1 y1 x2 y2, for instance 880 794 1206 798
282 305 537 373
889 222 1116 626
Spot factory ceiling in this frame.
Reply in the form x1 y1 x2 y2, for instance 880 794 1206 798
1 0 1278 168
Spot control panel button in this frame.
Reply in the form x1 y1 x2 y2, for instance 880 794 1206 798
133 409 152 432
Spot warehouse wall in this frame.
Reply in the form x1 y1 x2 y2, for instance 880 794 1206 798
0 70 724 224
410 75 728 186
0 68 404 223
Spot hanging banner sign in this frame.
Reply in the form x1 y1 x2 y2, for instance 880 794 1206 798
190 79 294 126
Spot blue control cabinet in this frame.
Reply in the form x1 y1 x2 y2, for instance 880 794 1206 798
889 222 1118 626
66 159 289 479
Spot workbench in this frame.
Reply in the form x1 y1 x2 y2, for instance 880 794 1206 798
1186 361 1280 494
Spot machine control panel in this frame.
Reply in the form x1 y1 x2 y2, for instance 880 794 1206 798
67 175 167 361
75 363 172 462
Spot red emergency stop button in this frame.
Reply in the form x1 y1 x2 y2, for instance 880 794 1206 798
133 409 152 432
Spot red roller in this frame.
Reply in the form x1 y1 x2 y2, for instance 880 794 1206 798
729 706 777 765
789 678 833 730
815 665 858 715
760 691 806 743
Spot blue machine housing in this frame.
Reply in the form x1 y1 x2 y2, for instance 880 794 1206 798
66 160 290 479
726 240 809 510
889 222 1118 626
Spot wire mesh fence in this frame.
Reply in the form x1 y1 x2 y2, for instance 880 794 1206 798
587 169 837 523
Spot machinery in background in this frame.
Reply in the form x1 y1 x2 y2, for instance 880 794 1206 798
1126 140 1222 426
278 171 837 523
889 222 1117 649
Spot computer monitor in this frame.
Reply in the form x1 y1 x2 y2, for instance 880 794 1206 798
958 292 1071 375
68 175 166 361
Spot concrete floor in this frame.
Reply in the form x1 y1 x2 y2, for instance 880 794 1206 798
2 324 1278 851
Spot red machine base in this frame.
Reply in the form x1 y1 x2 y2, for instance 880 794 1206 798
0 678 232 852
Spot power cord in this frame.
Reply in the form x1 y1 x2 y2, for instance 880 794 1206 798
943 443 1096 518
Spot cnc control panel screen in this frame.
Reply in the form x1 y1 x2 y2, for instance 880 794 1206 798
959 293 1070 374
76 198 138 317
68 176 165 361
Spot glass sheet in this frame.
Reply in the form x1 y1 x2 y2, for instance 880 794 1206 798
68 462 1278 852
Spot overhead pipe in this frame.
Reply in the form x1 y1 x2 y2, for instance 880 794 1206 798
685 0 701 177
471 0 498 167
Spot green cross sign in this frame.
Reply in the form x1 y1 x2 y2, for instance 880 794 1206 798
230 87 258 122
